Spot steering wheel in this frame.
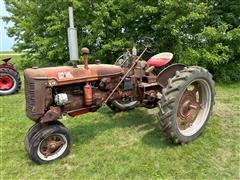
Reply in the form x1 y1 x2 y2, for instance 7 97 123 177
115 49 132 67
136 36 157 54
115 36 158 67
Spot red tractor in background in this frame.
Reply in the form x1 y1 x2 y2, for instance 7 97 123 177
23 7 215 164
0 57 21 95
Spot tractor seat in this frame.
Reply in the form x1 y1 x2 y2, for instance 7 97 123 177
147 52 173 67
2 57 11 63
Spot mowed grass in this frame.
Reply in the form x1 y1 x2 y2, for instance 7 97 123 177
0 72 240 179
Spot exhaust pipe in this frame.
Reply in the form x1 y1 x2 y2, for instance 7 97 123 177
67 7 79 67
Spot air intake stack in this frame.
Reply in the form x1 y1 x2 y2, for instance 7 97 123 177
67 7 79 67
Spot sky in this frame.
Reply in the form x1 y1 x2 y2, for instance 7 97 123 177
0 0 15 52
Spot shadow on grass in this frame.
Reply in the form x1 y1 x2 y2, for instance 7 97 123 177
141 128 176 149
70 107 174 149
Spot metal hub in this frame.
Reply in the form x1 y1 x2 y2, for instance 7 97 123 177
0 74 14 90
177 82 201 130
176 79 212 137
39 134 66 158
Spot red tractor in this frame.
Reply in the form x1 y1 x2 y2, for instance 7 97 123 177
0 57 21 95
24 7 215 164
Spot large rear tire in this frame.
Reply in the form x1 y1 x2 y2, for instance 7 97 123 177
158 66 215 144
0 68 21 95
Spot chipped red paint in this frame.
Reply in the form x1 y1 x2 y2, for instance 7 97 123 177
24 64 123 121
25 64 123 86
68 109 90 116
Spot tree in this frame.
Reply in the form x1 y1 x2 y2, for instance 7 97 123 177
4 0 240 82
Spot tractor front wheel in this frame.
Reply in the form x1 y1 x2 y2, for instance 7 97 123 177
158 66 215 144
24 121 65 154
27 123 71 164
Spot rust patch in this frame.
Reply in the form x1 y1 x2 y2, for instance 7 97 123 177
40 106 62 123
157 64 185 87
27 64 123 86
24 69 51 122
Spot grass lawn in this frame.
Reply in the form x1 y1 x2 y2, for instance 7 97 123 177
0 72 240 179
0 51 15 54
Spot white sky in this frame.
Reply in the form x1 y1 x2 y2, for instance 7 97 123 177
0 0 15 51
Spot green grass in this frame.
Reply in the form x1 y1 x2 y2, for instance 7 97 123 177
0 51 15 54
0 74 239 179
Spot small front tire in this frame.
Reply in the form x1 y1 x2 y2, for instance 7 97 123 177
24 121 65 154
24 123 42 153
28 124 72 164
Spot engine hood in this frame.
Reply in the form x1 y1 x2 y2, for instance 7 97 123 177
24 64 123 86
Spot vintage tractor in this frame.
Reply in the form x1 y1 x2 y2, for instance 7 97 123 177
0 57 21 95
24 7 215 164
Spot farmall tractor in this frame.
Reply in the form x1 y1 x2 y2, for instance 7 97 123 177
0 57 21 95
24 7 215 164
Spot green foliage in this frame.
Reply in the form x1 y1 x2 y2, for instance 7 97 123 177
3 0 240 82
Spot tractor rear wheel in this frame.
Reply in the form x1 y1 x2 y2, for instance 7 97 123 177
0 68 21 95
157 66 215 144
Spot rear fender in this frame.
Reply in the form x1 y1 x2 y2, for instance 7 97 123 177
157 64 186 87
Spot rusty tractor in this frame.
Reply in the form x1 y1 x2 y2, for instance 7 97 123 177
0 57 21 95
24 7 215 164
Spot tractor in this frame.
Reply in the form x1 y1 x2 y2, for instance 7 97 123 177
0 57 21 95
24 7 215 164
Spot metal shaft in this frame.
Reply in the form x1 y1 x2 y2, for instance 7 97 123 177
103 48 147 104
68 7 79 65
84 54 89 69
68 7 74 27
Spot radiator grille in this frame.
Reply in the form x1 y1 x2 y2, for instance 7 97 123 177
24 69 50 122
24 77 36 112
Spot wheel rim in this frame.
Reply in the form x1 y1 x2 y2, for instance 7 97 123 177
177 79 212 136
37 133 68 161
0 74 14 90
